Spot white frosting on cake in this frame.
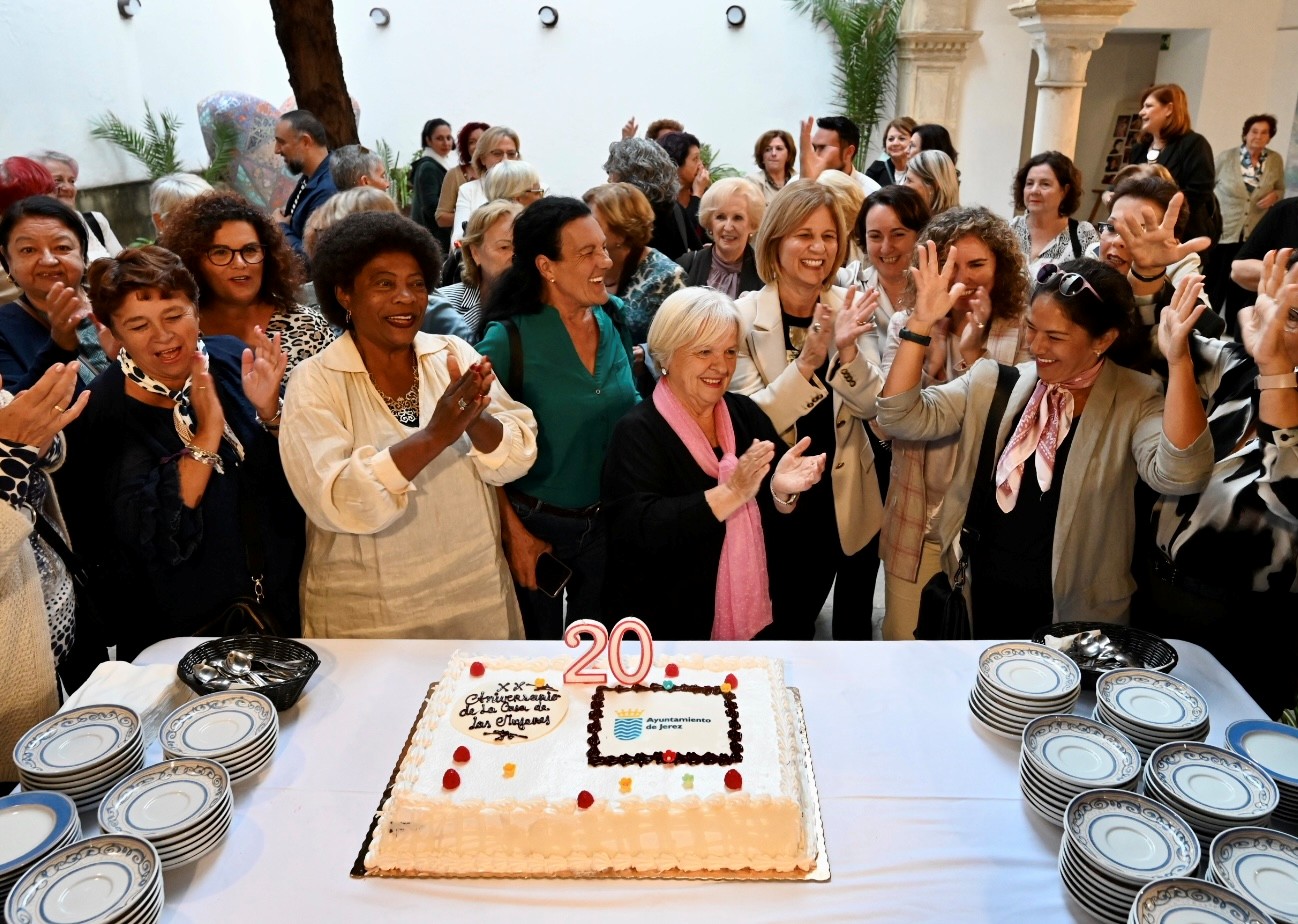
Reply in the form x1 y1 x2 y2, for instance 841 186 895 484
365 653 813 875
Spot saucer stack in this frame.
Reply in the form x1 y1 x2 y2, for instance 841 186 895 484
0 792 80 908
1227 721 1298 833
99 758 233 871
1093 669 1210 761
1129 876 1278 924
159 691 278 782
1059 789 1201 924
4 834 162 924
1019 714 1142 827
1143 742 1279 854
969 643 1081 739
12 705 145 812
1206 827 1298 923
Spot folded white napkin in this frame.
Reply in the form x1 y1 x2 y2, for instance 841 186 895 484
61 661 193 743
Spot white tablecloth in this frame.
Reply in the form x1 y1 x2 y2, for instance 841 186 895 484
129 638 1266 923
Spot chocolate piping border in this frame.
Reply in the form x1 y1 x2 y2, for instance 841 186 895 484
587 683 743 767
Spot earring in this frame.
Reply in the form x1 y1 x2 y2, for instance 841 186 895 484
547 276 556 283
661 367 668 376
346 310 352 325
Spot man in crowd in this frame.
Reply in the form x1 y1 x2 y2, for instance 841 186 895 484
800 115 881 195
273 110 337 257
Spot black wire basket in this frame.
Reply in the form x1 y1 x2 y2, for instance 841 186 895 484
1030 622 1178 689
178 636 320 711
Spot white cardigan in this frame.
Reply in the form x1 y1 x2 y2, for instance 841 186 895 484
280 332 537 640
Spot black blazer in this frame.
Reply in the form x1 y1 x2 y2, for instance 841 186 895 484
865 158 899 187
1129 132 1222 244
675 244 764 297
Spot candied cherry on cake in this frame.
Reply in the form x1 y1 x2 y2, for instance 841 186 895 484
724 769 742 791
664 663 680 678
724 673 739 689
453 746 471 764
577 790 595 809
443 769 461 790
469 661 485 677
662 750 677 765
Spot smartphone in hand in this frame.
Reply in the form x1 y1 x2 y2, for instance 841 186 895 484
534 551 573 598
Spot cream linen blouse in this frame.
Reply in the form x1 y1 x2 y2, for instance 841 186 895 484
280 332 537 639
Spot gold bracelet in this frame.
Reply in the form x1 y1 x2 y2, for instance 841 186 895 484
184 444 225 474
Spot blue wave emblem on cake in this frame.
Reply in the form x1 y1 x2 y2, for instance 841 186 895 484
613 711 644 741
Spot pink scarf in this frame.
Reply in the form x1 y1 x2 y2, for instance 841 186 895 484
652 380 773 640
993 359 1106 512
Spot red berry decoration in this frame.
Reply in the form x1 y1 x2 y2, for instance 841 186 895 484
442 769 461 790
724 769 743 791
577 790 595 810
665 663 680 678
469 661 485 677
453 746 471 764
663 750 677 765
724 673 739 690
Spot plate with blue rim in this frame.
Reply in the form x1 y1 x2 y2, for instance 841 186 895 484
1145 742 1279 824
1023 714 1142 789
100 757 231 842
13 704 141 777
1131 876 1277 924
1227 721 1298 790
1064 789 1200 884
0 792 79 880
160 691 276 758
1209 826 1298 924
978 643 1081 703
5 834 160 924
1095 669 1209 734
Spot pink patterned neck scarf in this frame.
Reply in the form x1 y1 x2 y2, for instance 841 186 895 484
652 379 772 640
993 359 1106 512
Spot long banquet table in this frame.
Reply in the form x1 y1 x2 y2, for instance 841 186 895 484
130 638 1267 923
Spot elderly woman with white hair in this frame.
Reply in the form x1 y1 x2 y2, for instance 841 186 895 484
149 173 214 236
603 287 825 640
31 149 123 262
451 125 521 246
481 160 544 208
676 177 765 298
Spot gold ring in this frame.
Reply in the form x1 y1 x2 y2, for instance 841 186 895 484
53 404 65 413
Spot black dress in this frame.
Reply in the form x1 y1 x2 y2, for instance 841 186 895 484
601 392 796 640
1128 132 1221 245
54 336 304 659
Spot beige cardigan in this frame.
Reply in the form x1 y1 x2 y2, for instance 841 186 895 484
876 358 1214 624
1215 146 1286 243
730 283 885 555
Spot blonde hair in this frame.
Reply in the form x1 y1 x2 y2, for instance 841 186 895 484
908 150 960 215
471 126 521 175
582 182 655 250
815 169 866 230
647 287 745 372
303 186 398 257
461 199 522 288
149 173 214 225
752 181 847 287
699 177 766 235
481 160 541 203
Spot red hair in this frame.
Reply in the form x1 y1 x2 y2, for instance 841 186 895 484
0 157 56 212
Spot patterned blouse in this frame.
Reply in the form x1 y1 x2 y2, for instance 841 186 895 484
265 304 338 378
1009 216 1100 278
1240 145 1269 193
620 248 686 343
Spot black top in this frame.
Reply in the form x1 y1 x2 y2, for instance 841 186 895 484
1237 195 1298 261
409 156 450 251
601 392 793 640
53 336 304 659
649 199 704 260
1128 132 1221 244
865 158 900 187
675 244 764 296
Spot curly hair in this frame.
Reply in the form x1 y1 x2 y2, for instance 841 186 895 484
456 121 490 167
699 177 766 235
310 212 443 330
86 245 199 328
921 206 1028 321
583 182 655 250
158 191 300 312
1241 114 1277 141
602 137 679 206
1012 151 1083 216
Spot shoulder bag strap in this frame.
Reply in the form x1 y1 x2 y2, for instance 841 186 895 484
963 362 1021 539
81 212 107 248
235 460 267 604
503 318 523 396
1067 218 1082 259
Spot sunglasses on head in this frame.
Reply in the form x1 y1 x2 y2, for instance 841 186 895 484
1036 263 1102 303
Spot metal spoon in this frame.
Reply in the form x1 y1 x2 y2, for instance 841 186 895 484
230 649 308 675
219 652 275 687
193 663 233 691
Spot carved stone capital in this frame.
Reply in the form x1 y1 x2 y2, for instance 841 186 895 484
896 29 983 66
1009 0 1134 87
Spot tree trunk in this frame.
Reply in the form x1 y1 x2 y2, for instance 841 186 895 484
267 0 359 148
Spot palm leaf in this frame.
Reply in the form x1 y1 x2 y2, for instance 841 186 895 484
90 102 184 179
201 121 240 185
699 143 743 181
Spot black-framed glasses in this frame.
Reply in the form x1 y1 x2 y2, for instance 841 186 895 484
1095 221 1117 236
1036 263 1102 302
206 243 265 266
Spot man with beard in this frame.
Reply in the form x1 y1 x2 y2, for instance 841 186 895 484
273 110 337 259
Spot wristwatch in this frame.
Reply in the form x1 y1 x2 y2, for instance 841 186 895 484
1257 372 1298 390
899 328 932 347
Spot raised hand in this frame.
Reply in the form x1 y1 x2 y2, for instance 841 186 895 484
771 435 826 498
1156 274 1207 366
911 240 965 327
795 301 834 378
0 363 89 456
621 116 638 140
1239 249 1298 373
724 439 776 504
1116 192 1211 276
189 351 227 448
956 285 992 367
692 164 712 198
426 353 491 450
44 281 93 351
798 116 834 180
240 326 288 420
834 286 879 366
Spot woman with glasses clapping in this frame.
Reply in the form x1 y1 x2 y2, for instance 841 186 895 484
877 255 1213 637
160 192 335 381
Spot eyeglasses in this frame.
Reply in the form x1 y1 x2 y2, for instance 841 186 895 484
1036 263 1102 302
206 244 265 266
1095 221 1117 236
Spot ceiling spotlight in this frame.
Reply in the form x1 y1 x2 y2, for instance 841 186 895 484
117 0 141 18
369 7 390 26
725 5 746 27
538 6 559 28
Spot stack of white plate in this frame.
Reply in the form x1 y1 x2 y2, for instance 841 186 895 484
0 792 80 908
1020 714 1142 827
159 691 278 782
1129 876 1277 924
98 758 233 871
4 834 162 924
1059 789 1201 924
1227 722 1298 833
1206 827 1298 923
1093 669 1210 761
1143 742 1279 854
968 643 1081 739
12 705 145 812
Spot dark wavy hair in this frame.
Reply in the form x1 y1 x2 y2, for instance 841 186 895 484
1241 114 1277 141
311 212 443 330
856 185 930 251
0 196 87 274
86 245 199 328
158 191 301 313
1012 151 1084 216
657 131 701 169
482 197 592 323
1031 259 1136 365
456 121 491 168
920 206 1028 321
911 124 958 165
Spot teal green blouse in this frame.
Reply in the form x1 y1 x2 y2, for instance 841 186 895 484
478 301 639 508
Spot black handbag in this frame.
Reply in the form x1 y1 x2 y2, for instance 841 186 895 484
915 363 1020 640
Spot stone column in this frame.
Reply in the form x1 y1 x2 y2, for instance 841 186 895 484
895 0 981 139
1009 0 1136 158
